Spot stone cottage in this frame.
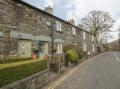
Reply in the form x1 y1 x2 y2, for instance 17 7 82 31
0 0 97 60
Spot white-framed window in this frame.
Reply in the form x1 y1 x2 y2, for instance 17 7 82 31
57 43 63 53
92 44 95 52
83 42 86 52
92 35 94 41
83 31 86 40
56 21 62 31
72 27 76 35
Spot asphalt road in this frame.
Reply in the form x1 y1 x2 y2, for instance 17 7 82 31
45 52 120 89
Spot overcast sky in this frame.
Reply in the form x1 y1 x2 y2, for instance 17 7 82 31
23 0 119 42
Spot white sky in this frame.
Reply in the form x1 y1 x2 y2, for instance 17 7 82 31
65 0 120 42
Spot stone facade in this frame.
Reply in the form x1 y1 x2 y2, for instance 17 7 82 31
0 0 97 60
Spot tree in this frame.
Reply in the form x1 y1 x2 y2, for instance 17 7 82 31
80 10 114 43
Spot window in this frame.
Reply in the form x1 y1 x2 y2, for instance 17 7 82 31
92 44 95 52
42 18 46 28
83 42 86 52
72 27 76 35
83 32 86 40
92 35 94 41
57 43 63 53
56 21 61 31
88 51 91 55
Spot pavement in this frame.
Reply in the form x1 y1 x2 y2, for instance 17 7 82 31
43 52 120 89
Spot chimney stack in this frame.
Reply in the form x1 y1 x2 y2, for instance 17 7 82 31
45 6 53 14
68 19 75 25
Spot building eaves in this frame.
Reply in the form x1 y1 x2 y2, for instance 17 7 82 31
15 0 95 35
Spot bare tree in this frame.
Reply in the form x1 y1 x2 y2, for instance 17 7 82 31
80 10 114 43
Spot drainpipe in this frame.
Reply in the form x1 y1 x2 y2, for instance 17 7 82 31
51 17 54 60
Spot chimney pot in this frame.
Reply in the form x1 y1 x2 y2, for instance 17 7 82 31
45 6 53 14
68 19 75 25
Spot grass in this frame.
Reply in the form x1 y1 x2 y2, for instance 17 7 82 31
0 60 47 87
0 58 32 64
0 59 42 69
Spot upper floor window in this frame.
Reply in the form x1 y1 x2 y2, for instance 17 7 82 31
56 21 61 31
92 35 94 41
72 27 76 35
83 31 86 40
46 20 51 26
83 42 86 52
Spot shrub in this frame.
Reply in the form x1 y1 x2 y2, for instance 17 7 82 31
65 49 79 63
64 45 85 59
0 60 47 87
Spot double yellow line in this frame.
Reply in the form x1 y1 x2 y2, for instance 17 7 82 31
47 54 98 89
48 65 81 89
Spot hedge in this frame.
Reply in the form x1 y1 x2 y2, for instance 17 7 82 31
0 60 47 87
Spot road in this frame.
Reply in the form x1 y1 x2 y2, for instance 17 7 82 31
44 52 120 89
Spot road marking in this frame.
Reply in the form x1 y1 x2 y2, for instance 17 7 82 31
115 52 120 62
48 64 81 89
47 53 106 89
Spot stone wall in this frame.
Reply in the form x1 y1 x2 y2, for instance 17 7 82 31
0 0 97 59
0 70 49 89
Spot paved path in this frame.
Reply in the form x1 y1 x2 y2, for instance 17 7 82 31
43 52 120 89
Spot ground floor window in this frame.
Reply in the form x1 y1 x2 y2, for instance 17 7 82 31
57 43 63 54
83 42 86 52
92 44 95 52
88 51 91 55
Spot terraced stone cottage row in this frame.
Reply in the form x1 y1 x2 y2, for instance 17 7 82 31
0 0 97 60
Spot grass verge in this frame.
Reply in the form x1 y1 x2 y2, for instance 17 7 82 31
0 58 32 64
